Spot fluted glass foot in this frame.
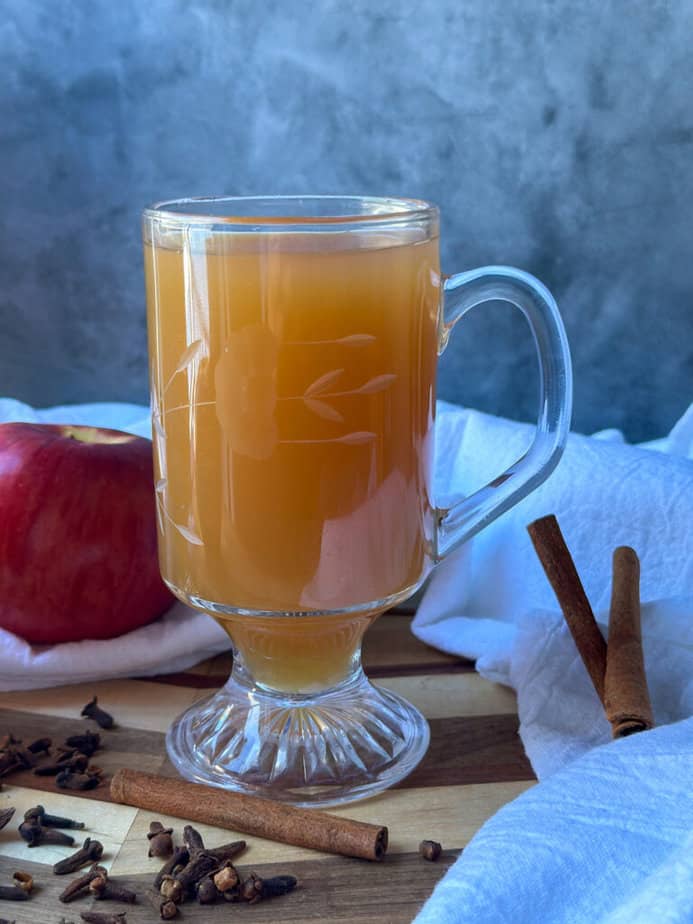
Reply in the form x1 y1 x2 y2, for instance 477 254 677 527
166 669 430 807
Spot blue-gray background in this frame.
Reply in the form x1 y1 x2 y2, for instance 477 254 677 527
2 0 692 440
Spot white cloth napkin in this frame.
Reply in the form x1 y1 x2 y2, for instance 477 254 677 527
412 400 693 922
415 717 693 924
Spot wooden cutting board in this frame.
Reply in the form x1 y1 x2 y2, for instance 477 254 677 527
0 611 534 922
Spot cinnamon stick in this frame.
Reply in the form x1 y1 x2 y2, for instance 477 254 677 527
527 515 607 704
604 547 654 738
111 769 387 861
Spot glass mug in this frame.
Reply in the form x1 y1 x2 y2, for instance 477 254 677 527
144 196 571 806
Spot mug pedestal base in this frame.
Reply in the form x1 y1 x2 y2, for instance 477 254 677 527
166 669 430 807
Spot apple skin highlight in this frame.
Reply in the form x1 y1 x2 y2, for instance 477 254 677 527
0 422 174 644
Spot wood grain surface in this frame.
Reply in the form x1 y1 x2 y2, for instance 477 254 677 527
0 613 534 923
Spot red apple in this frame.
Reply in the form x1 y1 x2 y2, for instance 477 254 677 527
0 422 174 644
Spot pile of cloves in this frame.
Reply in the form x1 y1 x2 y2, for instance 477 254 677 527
0 695 300 921
0 734 52 787
38 731 104 792
145 822 297 918
0 695 115 793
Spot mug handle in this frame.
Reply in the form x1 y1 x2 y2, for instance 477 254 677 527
435 266 572 560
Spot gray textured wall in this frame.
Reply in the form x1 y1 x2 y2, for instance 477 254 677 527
1 0 692 440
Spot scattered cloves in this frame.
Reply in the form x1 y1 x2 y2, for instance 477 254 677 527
59 864 107 903
239 873 298 904
419 839 443 862
81 697 115 730
147 821 173 859
90 876 137 904
64 732 101 757
153 847 189 891
24 805 85 830
19 819 75 847
0 807 15 830
54 838 104 874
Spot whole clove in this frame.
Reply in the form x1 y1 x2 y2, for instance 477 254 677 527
59 864 107 903
145 889 178 919
56 767 102 791
147 821 173 859
153 847 189 891
19 819 75 847
35 753 89 776
419 839 442 861
239 873 298 904
81 697 115 730
80 913 128 924
196 877 218 904
26 737 52 755
65 732 101 757
90 876 137 904
24 805 85 830
54 838 104 875
0 807 15 830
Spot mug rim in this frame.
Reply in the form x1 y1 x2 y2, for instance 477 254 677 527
143 194 438 227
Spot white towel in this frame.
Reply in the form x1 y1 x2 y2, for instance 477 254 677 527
415 717 693 924
412 401 693 922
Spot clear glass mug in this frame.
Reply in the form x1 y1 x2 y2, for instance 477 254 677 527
144 196 571 806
